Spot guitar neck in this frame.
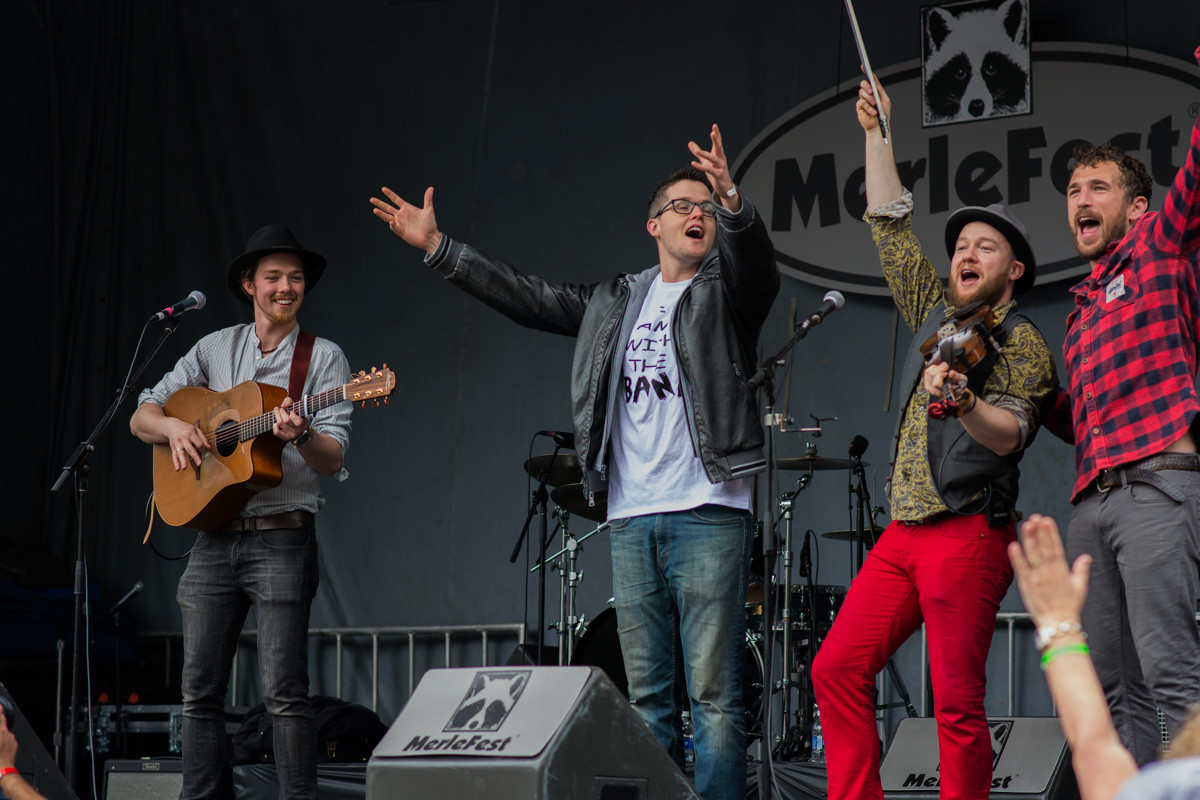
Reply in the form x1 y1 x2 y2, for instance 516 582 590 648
239 387 346 442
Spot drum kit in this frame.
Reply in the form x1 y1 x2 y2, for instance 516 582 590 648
517 433 892 755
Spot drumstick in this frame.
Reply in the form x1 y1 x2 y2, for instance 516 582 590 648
845 0 890 144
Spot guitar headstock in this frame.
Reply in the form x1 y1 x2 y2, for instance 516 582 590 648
347 365 396 407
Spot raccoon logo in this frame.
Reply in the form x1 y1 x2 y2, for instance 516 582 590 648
445 670 531 732
921 0 1031 126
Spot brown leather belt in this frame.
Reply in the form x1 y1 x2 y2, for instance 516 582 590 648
224 510 313 532
1095 453 1200 502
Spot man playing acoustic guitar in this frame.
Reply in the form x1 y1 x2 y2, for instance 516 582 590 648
130 224 352 800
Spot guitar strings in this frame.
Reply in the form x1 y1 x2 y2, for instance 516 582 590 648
197 386 345 448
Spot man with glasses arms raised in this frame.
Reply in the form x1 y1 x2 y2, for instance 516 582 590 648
371 124 778 800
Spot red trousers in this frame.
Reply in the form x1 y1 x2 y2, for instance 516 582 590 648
812 514 1015 800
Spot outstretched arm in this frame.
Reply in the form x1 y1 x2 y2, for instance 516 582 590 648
370 186 443 255
1010 515 1138 800
859 74 903 209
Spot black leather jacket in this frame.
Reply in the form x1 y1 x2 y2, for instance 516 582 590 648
425 197 779 501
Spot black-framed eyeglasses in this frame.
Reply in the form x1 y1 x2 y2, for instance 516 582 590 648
653 198 717 218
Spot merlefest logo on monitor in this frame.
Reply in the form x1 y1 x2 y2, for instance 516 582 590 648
733 44 1200 297
401 670 530 755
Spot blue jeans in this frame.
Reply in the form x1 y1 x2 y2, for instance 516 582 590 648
177 524 320 800
609 505 753 800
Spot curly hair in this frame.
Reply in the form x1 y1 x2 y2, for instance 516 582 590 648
647 167 712 219
1070 142 1153 205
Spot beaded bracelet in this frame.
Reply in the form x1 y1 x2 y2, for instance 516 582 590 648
1035 621 1085 651
1040 642 1090 670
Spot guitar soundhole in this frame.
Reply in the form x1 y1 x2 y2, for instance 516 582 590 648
215 420 239 457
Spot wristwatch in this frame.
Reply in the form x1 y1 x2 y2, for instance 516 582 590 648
293 426 315 449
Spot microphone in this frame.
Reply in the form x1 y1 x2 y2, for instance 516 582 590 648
539 430 575 449
799 290 846 331
110 580 145 614
849 435 869 459
152 290 206 322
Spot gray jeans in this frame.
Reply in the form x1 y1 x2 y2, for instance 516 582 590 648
1066 467 1200 764
177 524 320 800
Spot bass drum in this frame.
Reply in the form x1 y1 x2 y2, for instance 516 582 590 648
570 607 629 698
571 606 766 733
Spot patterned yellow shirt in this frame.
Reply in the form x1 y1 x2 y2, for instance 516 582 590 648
867 193 1058 522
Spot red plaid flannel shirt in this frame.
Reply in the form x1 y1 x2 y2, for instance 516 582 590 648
1064 46 1200 500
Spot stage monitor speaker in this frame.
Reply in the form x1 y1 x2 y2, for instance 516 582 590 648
0 681 77 800
367 665 698 800
102 758 183 800
880 717 1078 799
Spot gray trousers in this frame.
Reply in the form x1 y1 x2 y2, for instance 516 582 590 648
1066 467 1200 765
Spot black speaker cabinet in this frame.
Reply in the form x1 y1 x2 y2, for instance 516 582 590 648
102 758 183 800
881 717 1078 799
0 682 77 800
367 665 699 800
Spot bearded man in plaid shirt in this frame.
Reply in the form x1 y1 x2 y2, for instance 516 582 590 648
1058 45 1200 765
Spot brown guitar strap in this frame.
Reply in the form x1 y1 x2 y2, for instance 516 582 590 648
288 331 316 410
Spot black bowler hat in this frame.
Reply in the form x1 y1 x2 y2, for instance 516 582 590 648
227 224 327 303
944 204 1037 295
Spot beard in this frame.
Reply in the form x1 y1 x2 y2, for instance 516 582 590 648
947 268 1010 309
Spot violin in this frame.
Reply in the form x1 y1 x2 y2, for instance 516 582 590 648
919 301 1003 418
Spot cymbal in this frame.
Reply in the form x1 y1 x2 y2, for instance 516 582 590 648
524 453 583 487
550 483 607 523
820 529 883 542
776 455 867 471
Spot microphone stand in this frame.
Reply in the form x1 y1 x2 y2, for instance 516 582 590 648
509 445 563 664
747 312 836 800
49 316 182 790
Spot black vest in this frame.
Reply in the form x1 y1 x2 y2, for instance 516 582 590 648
888 302 1037 517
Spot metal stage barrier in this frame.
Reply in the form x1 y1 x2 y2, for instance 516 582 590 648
140 623 526 715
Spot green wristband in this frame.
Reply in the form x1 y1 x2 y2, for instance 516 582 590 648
1040 642 1089 670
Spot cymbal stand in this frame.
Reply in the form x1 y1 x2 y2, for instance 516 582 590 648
550 509 584 665
510 445 564 662
532 520 613 663
774 471 811 755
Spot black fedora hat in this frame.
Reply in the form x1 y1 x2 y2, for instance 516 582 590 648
944 204 1036 295
227 224 327 303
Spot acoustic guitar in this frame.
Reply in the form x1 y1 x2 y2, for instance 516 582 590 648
152 366 395 533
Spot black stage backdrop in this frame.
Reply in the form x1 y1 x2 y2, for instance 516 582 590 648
6 0 1199 732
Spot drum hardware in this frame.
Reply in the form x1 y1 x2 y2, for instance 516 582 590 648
533 515 612 664
511 446 578 664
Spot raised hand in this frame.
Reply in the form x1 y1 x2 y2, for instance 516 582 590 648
856 73 892 135
370 186 443 255
688 124 740 211
1009 514 1091 628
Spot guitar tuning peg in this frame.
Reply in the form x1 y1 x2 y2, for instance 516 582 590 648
370 366 377 374
384 397 389 405
358 370 366 378
360 400 366 409
372 399 379 407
